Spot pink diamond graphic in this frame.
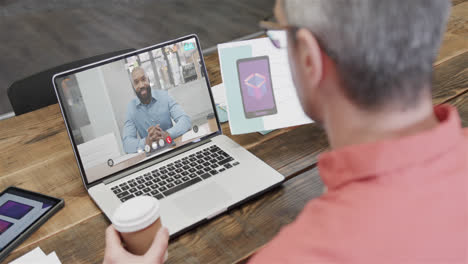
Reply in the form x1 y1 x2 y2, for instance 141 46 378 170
244 73 266 99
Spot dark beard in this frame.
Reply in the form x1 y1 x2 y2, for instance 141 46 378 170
136 85 151 103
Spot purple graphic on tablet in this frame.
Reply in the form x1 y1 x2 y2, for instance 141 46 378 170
0 200 33 220
244 73 267 99
0 219 13 235
237 56 277 118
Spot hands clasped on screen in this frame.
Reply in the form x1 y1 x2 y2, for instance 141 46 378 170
146 125 170 146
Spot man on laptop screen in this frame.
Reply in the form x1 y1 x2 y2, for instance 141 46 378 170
123 66 191 154
55 38 218 183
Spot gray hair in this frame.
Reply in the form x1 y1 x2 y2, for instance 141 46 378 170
284 0 451 110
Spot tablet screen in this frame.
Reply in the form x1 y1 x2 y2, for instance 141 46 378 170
0 188 60 251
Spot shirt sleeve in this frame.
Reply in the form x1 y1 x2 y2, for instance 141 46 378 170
122 104 146 153
165 93 192 139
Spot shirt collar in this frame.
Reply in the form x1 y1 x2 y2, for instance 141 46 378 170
318 104 464 189
136 91 157 107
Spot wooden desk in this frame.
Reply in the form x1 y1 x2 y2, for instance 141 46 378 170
1 1 467 263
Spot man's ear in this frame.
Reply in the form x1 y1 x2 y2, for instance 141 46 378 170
295 28 324 88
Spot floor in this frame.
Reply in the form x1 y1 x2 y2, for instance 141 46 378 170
0 0 275 116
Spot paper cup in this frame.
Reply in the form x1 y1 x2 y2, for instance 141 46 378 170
113 196 165 256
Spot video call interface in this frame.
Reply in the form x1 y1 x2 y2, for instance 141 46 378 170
0 189 57 251
55 37 217 183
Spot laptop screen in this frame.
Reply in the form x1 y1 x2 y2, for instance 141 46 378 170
54 36 219 184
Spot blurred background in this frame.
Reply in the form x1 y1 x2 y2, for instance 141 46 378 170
0 0 275 118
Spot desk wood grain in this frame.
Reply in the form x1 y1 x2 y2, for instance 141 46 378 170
1 1 467 263
4 168 324 264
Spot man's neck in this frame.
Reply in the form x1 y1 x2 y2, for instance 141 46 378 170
140 97 152 105
323 94 439 149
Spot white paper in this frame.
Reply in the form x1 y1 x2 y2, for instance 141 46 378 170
9 247 62 264
217 34 313 135
211 83 227 107
44 251 61 264
9 247 46 264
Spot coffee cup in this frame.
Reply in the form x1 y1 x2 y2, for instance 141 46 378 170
112 196 165 257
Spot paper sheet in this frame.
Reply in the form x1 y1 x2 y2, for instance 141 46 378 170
9 247 61 264
9 247 46 264
211 83 227 107
217 33 313 135
44 251 61 264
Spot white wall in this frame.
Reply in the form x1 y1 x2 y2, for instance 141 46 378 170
100 60 135 140
75 66 124 155
168 78 214 125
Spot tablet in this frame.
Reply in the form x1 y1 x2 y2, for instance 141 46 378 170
0 186 64 262
236 56 278 119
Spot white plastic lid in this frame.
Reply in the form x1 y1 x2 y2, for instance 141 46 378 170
112 196 160 233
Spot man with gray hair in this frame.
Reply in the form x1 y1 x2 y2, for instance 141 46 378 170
247 0 467 263
103 0 467 263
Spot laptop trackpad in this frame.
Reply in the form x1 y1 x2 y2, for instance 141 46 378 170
174 182 231 219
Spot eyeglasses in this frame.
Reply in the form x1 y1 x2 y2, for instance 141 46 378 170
259 20 297 49
259 20 337 61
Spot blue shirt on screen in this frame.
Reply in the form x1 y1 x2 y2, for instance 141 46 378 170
122 89 191 153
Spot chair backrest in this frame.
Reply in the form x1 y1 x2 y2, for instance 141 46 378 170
7 48 135 116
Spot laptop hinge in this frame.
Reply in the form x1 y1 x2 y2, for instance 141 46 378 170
102 139 213 185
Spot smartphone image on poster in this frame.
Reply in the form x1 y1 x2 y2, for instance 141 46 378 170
236 56 277 119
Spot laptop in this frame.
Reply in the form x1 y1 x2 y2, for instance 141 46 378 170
52 34 285 237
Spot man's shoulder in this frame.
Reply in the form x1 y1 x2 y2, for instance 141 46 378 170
126 97 139 112
152 89 171 105
127 97 138 106
152 89 169 97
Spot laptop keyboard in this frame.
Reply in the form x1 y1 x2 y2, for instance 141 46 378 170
110 145 240 202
